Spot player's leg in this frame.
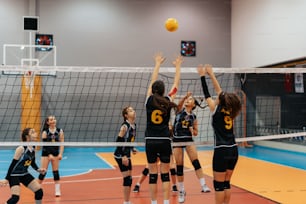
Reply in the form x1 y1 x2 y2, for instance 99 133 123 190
223 146 238 204
159 140 172 204
115 157 133 204
24 174 43 204
212 148 227 204
38 156 49 184
6 177 21 204
51 157 61 196
133 165 149 192
169 154 178 192
146 141 159 204
185 145 210 192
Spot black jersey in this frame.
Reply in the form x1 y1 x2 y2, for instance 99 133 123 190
173 109 196 142
212 105 237 148
145 95 172 139
114 121 136 158
42 128 62 154
10 146 37 177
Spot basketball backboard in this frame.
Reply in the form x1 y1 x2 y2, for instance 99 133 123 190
2 44 57 76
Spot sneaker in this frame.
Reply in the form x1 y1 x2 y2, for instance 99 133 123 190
201 184 211 193
178 191 186 203
172 185 178 192
132 185 140 193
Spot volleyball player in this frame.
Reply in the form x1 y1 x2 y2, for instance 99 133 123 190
145 52 183 204
197 64 242 204
38 115 64 197
114 106 137 204
0 128 45 204
173 91 211 203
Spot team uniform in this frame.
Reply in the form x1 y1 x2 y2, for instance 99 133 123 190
212 105 238 172
145 95 172 164
41 128 62 157
114 121 136 172
6 146 39 187
173 108 196 145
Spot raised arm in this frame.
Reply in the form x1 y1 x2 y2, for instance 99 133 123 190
146 52 166 97
176 91 191 113
197 64 217 112
168 55 183 101
205 64 222 95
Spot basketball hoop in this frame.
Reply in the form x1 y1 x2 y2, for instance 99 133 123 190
24 70 36 98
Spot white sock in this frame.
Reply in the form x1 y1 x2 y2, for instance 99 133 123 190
151 200 157 204
123 201 130 204
55 183 60 190
164 200 169 204
178 182 185 192
199 178 205 186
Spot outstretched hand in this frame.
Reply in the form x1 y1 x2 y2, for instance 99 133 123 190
172 55 184 67
37 168 47 174
154 52 166 65
197 64 213 76
197 64 206 76
204 64 213 75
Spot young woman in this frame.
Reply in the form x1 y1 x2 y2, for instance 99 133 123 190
145 52 183 204
114 106 137 204
38 115 64 197
197 64 242 204
0 128 45 204
172 91 211 203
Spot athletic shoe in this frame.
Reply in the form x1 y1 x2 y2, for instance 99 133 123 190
201 184 211 193
172 185 178 192
178 191 186 203
132 185 140 193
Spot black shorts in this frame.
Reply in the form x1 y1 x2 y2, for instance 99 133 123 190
41 147 59 157
115 157 132 172
9 173 35 187
145 139 172 164
213 146 238 172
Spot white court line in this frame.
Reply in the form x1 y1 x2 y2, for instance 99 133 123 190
42 165 212 185
95 152 116 170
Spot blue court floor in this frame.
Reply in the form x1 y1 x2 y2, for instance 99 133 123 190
0 145 306 179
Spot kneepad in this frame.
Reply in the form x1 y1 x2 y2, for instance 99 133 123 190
161 173 170 182
38 172 47 180
224 181 230 189
35 189 43 200
123 176 132 186
170 168 176 176
192 159 202 170
53 170 60 181
213 180 225 192
142 168 149 176
176 165 184 176
149 174 158 184
7 194 20 204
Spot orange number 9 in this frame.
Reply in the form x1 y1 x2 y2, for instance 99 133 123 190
224 116 232 130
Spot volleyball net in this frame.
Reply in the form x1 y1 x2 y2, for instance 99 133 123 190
0 65 305 147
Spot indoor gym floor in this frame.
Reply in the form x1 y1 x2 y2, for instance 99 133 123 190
0 145 306 204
